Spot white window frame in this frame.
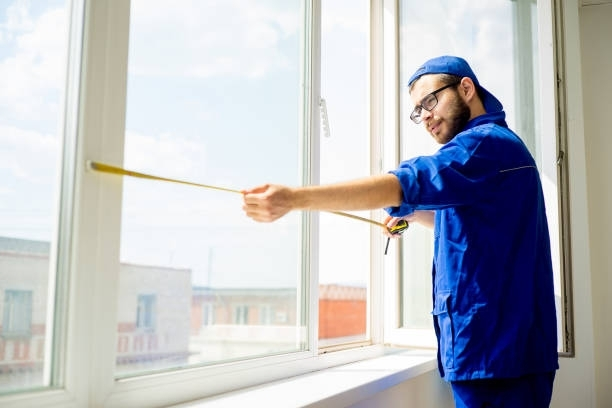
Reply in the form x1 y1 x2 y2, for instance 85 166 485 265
381 0 575 357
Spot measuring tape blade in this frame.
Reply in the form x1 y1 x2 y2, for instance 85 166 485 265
87 160 242 194
87 160 397 232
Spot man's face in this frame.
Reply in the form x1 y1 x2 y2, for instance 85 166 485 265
410 75 471 144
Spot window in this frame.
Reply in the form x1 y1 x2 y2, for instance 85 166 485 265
136 294 156 331
318 0 371 348
0 0 73 395
116 0 306 378
234 305 249 326
386 0 571 354
259 305 273 325
201 302 214 326
3 290 33 337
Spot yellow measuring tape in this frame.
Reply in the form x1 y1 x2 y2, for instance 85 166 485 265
87 160 241 194
86 160 392 230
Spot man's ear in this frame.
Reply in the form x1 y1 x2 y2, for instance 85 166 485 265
459 77 478 101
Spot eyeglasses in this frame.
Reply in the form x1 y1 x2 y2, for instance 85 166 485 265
409 81 461 124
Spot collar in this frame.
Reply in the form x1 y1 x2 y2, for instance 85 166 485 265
463 111 508 131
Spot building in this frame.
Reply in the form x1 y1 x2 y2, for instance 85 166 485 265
0 237 192 383
1 237 366 385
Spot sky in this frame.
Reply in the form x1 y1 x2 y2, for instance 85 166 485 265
0 0 66 241
0 0 559 290
120 0 373 288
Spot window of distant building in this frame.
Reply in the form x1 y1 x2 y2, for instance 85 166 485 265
202 303 214 326
136 294 156 331
259 305 273 325
3 290 33 337
234 305 249 326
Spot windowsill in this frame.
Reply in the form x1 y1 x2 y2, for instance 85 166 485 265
170 348 438 408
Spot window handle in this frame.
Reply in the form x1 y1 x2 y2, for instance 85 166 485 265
319 97 331 138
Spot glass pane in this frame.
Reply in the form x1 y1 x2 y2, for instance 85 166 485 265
318 0 370 346
116 0 304 377
0 0 71 393
398 0 563 349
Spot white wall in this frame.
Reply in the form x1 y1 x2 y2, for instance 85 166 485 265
579 1 612 407
547 1 598 406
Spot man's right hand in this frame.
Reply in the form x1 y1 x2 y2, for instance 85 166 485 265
242 184 295 222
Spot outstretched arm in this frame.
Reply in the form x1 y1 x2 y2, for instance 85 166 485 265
242 174 403 223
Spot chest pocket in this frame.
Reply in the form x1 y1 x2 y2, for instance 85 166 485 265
432 291 454 369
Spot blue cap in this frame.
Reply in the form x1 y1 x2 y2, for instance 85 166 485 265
408 56 503 113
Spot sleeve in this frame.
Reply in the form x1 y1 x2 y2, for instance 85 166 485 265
384 132 500 217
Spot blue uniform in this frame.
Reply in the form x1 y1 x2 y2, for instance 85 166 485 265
386 111 559 382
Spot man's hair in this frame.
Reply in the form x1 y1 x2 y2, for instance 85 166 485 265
438 74 462 87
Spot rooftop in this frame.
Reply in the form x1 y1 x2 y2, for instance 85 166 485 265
0 236 50 255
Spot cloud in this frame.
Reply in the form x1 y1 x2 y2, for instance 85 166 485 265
399 2 515 90
128 0 300 79
321 0 368 35
1 0 35 35
0 124 59 184
0 2 68 121
124 130 207 179
122 130 239 215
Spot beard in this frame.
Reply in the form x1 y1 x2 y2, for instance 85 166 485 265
438 93 471 144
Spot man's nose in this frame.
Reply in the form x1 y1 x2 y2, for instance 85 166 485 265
420 107 433 123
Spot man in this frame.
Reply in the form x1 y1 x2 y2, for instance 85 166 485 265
242 56 559 407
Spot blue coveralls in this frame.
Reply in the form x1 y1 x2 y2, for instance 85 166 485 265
386 111 559 406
